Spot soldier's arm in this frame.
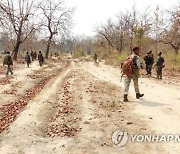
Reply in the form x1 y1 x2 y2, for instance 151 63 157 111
3 56 6 66
3 58 5 66
11 57 13 66
135 56 141 68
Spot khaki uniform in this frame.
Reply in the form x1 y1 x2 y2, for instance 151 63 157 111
124 53 140 95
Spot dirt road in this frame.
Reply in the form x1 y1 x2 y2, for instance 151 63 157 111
0 59 179 154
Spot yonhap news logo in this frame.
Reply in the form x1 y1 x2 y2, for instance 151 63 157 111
112 129 129 148
112 129 180 148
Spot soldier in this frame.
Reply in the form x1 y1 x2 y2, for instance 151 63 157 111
31 51 34 61
149 51 154 63
94 53 98 64
155 52 165 79
50 52 53 59
144 51 154 76
123 47 144 102
38 51 44 67
3 51 13 76
25 52 31 67
34 51 37 60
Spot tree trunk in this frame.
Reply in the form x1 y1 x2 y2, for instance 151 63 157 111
45 35 53 59
119 36 123 52
130 36 133 53
13 41 21 60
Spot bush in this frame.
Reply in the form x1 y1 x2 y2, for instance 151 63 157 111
73 51 84 58
164 53 180 71
104 52 128 66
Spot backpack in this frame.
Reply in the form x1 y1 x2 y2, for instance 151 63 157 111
25 54 31 62
157 57 165 68
4 55 13 65
122 56 134 76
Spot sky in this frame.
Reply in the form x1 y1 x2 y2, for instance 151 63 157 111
66 0 179 36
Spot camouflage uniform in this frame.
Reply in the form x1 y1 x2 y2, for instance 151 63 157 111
156 55 165 79
25 53 31 67
94 54 98 63
144 53 154 76
38 52 44 67
124 53 140 95
3 53 13 76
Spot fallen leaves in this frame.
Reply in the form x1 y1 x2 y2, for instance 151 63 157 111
47 123 80 137
3 89 18 95
47 78 80 138
0 77 12 85
0 68 61 134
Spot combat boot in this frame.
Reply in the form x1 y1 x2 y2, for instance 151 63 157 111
136 93 144 99
123 95 129 102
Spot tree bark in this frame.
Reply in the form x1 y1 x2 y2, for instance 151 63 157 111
13 42 21 60
45 34 53 59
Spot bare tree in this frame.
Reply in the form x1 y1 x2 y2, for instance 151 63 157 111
0 0 39 60
96 18 126 53
159 6 180 54
38 0 73 59
96 6 151 53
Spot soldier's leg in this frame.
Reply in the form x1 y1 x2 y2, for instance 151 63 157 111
123 76 131 102
39 61 42 67
149 65 152 76
124 76 132 95
160 68 162 79
148 65 152 75
6 66 10 75
146 65 148 75
133 75 144 98
147 65 149 75
132 75 140 94
9 65 13 75
156 68 159 79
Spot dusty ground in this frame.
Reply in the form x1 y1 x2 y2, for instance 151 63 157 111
0 58 179 154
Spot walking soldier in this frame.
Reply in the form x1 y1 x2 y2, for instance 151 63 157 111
38 51 44 67
155 52 165 79
122 47 144 102
3 51 13 76
25 52 31 67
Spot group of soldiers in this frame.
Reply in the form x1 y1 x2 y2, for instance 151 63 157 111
143 51 165 79
3 48 165 103
122 48 165 102
93 48 165 102
25 51 44 68
3 51 44 76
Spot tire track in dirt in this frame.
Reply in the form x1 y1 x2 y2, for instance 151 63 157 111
0 61 73 154
0 61 70 132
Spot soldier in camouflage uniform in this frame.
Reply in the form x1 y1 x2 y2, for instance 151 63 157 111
25 52 31 68
38 51 44 67
155 52 165 79
123 47 144 102
3 51 13 76
144 51 154 76
94 53 98 64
